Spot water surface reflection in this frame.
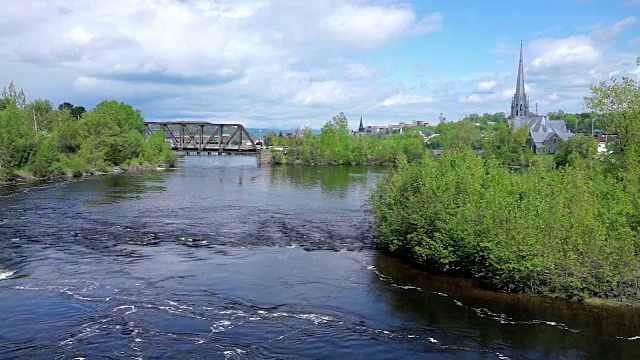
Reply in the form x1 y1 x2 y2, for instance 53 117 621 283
371 254 640 358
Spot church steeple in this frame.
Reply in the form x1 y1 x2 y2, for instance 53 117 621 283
358 115 365 133
511 42 530 118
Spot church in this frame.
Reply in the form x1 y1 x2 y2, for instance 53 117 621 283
508 44 573 154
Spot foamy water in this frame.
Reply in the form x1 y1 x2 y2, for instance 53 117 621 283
0 269 15 281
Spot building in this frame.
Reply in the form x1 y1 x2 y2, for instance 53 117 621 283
352 117 434 137
358 116 365 133
511 116 573 154
508 43 573 154
511 43 530 118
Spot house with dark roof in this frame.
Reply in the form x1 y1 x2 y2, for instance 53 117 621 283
508 43 573 154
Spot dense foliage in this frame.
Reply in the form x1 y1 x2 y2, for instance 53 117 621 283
372 150 638 299
266 113 428 165
0 83 177 181
371 65 640 302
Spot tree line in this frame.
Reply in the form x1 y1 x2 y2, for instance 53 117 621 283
261 112 428 165
370 57 640 303
0 82 177 182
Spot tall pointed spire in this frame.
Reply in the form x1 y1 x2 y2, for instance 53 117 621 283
358 115 365 133
511 41 530 118
516 41 525 96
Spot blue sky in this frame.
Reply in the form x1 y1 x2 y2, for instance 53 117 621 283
1 0 638 129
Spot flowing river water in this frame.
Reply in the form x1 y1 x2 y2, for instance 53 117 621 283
1 155 640 359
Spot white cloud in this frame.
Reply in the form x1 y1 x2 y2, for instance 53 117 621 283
64 26 94 46
593 16 637 41
377 93 437 107
459 89 511 104
477 80 497 91
293 80 349 106
323 5 416 50
412 12 444 34
530 36 602 68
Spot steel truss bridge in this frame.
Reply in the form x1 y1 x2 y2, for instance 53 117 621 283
144 122 257 153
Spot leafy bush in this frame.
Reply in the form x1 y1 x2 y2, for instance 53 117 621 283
371 149 640 300
0 89 177 180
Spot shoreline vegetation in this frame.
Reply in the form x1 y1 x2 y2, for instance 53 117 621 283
0 83 177 185
266 62 640 305
262 112 429 166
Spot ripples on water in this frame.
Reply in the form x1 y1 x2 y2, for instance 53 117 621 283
1 156 640 359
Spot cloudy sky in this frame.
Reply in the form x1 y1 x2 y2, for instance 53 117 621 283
1 0 639 129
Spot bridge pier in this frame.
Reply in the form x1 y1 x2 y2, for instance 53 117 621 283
257 149 272 164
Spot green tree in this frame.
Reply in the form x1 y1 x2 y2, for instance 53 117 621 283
483 122 533 166
70 106 86 119
263 131 277 146
30 136 61 177
553 134 598 168
0 104 36 178
138 131 178 166
92 100 145 134
429 120 483 150
585 76 640 164
25 99 55 132
58 102 86 119
585 66 640 229
321 112 349 136
55 119 83 154
1 81 27 109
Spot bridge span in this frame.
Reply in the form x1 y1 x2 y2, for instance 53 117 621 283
144 122 258 154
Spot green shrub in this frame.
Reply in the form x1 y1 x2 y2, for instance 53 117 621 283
371 149 640 300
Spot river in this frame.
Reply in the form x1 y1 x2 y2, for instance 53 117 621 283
1 155 639 359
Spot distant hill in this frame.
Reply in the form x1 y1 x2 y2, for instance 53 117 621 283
246 128 321 139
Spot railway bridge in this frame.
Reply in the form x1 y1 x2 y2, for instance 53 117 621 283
144 122 257 154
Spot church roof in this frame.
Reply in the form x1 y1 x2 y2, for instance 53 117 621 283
511 116 573 143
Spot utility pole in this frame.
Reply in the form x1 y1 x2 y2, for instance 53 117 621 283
535 102 538 115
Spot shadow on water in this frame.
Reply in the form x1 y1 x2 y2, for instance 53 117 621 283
80 171 172 205
269 165 385 194
371 254 640 358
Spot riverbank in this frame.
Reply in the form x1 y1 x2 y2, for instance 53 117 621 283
0 163 171 187
379 248 640 308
